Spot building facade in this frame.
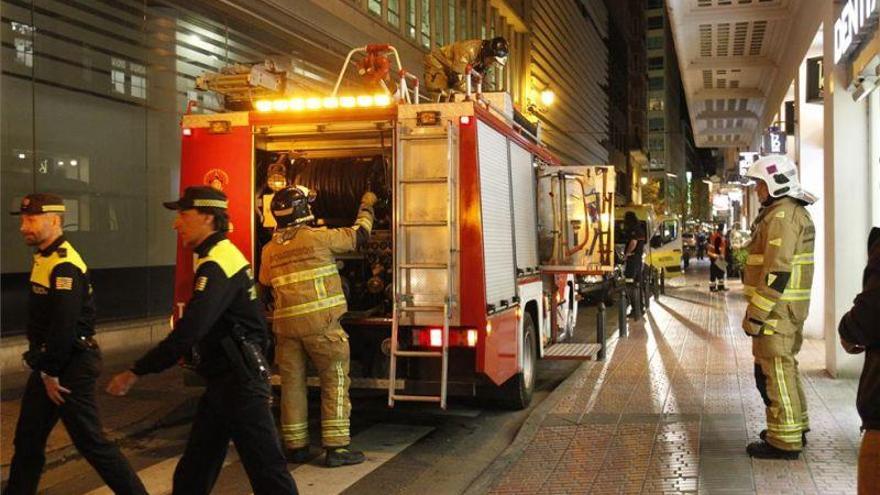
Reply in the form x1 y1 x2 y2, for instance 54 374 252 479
605 0 648 205
1 0 610 334
643 0 693 212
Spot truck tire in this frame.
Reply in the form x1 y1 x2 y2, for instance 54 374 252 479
496 312 537 410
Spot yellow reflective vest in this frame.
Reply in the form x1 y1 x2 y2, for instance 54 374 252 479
742 197 815 336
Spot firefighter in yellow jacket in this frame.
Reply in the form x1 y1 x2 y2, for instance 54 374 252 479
741 154 817 459
424 37 508 94
259 185 376 467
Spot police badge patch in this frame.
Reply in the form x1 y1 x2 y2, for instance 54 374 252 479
55 277 73 290
195 276 208 291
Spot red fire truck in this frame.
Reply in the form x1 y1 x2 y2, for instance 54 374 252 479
174 46 615 409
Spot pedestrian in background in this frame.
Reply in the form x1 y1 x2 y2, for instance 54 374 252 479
6 193 146 495
106 186 297 495
708 223 729 291
838 226 880 495
696 230 707 260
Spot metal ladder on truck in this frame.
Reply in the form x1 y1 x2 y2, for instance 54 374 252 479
388 121 457 409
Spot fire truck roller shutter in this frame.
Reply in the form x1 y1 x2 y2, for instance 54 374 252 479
256 151 393 316
508 142 539 274
477 121 517 311
256 151 391 228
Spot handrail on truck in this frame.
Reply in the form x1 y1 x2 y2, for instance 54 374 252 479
331 44 425 104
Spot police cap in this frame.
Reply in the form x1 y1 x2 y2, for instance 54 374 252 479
10 193 66 216
163 186 228 211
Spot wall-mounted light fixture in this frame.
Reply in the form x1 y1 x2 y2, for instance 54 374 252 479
526 80 555 116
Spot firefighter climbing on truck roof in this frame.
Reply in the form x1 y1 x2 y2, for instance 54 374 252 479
424 37 509 95
259 184 377 467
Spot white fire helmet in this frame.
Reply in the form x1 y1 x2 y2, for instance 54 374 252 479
745 154 818 204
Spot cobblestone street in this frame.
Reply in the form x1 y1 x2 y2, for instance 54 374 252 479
488 264 861 494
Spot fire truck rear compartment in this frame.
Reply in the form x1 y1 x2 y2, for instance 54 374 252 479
255 122 463 388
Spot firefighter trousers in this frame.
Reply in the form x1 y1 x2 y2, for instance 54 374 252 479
752 328 809 451
276 329 352 449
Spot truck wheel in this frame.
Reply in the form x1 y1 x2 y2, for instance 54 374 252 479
496 312 536 410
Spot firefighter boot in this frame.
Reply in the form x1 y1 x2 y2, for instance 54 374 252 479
325 446 366 467
747 440 800 460
286 446 311 464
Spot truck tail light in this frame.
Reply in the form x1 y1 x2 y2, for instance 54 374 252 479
412 328 479 348
460 115 472 125
466 329 478 347
182 128 193 137
429 328 443 347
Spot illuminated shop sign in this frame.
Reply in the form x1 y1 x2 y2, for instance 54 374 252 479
834 0 879 64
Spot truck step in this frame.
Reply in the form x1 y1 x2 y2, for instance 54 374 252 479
394 350 442 358
399 220 448 227
542 343 603 361
399 177 448 184
390 394 443 403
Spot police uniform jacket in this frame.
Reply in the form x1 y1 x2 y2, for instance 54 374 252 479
132 232 266 376
742 196 815 336
27 236 96 377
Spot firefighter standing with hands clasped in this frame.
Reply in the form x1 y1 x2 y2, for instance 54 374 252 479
741 154 817 459
6 193 147 495
106 186 298 494
260 185 376 467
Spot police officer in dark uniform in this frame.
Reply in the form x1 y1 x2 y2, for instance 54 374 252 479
6 193 147 495
106 186 297 495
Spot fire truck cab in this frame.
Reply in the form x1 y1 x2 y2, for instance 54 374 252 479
175 47 614 409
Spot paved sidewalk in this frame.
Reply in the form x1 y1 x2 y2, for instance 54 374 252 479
0 359 200 478
480 265 861 494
